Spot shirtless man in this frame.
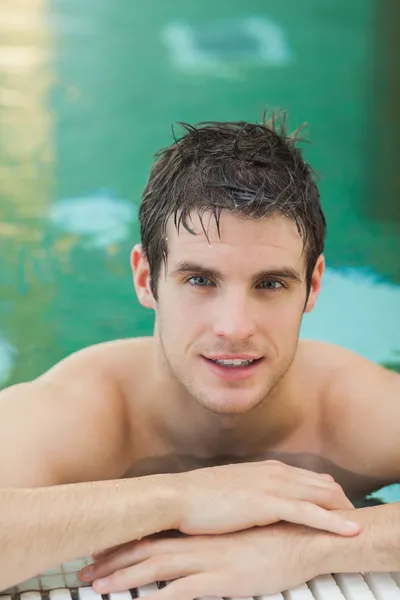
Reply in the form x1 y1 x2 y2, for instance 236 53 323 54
0 119 399 599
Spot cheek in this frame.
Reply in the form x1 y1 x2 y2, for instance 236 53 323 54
263 296 304 333
158 287 205 336
168 284 207 316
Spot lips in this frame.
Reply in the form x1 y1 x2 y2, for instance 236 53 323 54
211 358 255 366
201 355 263 380
203 355 262 361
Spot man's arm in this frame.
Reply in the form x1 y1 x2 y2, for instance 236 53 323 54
0 463 363 593
73 504 400 598
316 351 400 574
0 346 145 587
0 475 179 591
308 503 400 575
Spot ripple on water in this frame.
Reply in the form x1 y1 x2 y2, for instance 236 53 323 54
46 189 137 248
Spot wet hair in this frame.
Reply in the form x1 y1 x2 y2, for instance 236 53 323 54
139 114 326 300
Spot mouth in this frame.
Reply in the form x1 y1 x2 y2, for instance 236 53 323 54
207 357 261 367
201 355 264 380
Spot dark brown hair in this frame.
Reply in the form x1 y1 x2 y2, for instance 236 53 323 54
139 115 326 300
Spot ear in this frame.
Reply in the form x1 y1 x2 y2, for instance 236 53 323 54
130 244 155 309
304 254 325 313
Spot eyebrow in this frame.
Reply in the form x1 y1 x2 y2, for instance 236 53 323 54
168 261 303 284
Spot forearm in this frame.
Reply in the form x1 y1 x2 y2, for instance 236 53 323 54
0 475 178 591
316 503 400 575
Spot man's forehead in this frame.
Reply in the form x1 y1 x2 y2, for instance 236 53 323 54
165 210 304 254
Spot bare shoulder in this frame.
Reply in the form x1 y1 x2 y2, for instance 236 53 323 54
299 339 399 399
298 339 399 413
0 337 153 486
298 338 395 378
299 340 400 480
40 336 153 387
37 335 155 457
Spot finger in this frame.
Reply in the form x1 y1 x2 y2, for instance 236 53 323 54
84 537 197 582
306 477 352 508
274 473 354 512
265 462 343 493
265 461 337 483
92 542 131 560
91 532 178 562
83 549 142 582
89 550 148 583
92 553 206 594
290 470 341 490
304 475 340 488
319 473 335 481
315 481 354 510
82 544 139 581
293 482 354 511
275 498 361 536
82 551 136 581
319 488 354 511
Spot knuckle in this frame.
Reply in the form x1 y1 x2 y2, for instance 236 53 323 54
137 538 153 551
333 481 346 494
328 481 346 498
320 472 335 480
314 483 346 505
313 485 337 501
132 538 156 559
145 554 165 572
265 460 285 474
301 500 325 517
108 569 129 587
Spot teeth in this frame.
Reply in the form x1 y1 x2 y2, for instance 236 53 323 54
212 358 255 366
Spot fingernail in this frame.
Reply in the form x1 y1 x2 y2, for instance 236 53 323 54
94 578 109 590
80 566 94 580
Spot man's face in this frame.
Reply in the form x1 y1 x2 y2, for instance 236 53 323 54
134 210 323 415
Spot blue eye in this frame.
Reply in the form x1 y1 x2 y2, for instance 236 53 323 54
259 280 284 290
188 276 212 287
185 277 285 290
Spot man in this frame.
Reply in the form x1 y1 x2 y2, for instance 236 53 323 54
0 119 399 598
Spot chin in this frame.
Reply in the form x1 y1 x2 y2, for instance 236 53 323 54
196 390 267 415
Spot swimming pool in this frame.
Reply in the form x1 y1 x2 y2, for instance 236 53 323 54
0 0 398 499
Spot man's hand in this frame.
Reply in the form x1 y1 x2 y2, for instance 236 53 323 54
174 460 358 536
80 460 359 591
80 525 325 597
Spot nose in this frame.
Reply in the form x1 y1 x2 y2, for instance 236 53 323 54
212 291 257 341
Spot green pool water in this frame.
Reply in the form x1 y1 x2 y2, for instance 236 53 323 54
0 2 399 503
